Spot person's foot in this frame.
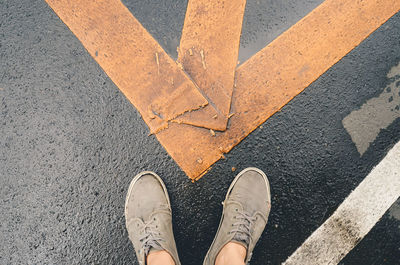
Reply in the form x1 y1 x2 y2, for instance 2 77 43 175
125 171 180 265
203 167 271 265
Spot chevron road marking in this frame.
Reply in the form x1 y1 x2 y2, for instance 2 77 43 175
46 0 400 180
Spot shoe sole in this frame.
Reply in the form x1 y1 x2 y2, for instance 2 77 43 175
124 171 171 218
203 167 271 265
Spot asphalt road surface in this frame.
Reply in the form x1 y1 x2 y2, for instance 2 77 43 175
1 0 399 264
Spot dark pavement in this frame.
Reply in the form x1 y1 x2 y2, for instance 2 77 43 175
1 0 399 264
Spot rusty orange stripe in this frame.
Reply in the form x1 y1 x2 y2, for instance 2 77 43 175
45 0 208 134
173 0 247 131
156 0 400 179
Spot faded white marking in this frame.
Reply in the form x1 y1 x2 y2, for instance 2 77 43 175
388 62 400 78
343 62 400 155
283 141 400 265
388 200 400 229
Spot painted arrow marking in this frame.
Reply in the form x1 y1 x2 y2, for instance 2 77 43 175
46 0 400 180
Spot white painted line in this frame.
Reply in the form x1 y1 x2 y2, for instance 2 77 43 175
283 141 400 265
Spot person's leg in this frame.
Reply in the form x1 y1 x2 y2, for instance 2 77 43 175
125 171 180 265
203 167 271 265
215 242 246 265
147 250 175 265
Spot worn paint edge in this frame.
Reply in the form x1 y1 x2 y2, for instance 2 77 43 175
283 141 400 265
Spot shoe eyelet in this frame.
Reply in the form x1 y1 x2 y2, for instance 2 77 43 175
235 208 238 212
153 217 156 221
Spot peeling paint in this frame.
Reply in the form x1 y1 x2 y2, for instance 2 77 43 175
343 62 400 155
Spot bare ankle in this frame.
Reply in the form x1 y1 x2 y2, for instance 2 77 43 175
147 250 175 265
215 242 246 265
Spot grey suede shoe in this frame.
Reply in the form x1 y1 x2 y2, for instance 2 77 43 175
125 171 180 265
203 167 271 265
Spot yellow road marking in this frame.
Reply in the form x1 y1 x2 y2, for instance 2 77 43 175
156 0 400 179
45 0 209 134
46 0 400 180
174 0 247 131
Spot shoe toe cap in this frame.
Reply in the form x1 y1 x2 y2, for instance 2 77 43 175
229 168 271 215
126 173 169 221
